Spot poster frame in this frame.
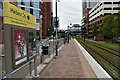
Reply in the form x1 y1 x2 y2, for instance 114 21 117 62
12 27 28 69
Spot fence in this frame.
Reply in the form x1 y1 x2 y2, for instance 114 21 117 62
39 38 64 63
0 38 65 79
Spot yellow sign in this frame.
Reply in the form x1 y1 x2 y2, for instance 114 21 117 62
4 1 36 29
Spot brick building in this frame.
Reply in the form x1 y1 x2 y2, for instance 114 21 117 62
88 0 120 39
84 8 91 38
42 2 52 38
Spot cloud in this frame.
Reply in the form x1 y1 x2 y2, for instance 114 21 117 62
56 2 82 29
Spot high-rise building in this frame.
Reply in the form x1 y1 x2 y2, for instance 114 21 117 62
18 0 53 38
42 2 53 37
0 0 3 44
88 0 120 38
82 0 98 17
18 0 42 29
18 0 42 39
84 8 91 38
81 0 99 39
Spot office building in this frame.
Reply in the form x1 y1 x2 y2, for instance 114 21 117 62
18 0 42 39
18 0 42 28
18 0 53 38
84 8 91 38
88 0 120 38
0 0 3 43
82 0 98 17
81 0 99 35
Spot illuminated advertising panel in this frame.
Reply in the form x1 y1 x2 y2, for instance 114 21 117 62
14 29 27 65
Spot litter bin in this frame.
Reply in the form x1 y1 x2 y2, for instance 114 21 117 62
42 45 48 55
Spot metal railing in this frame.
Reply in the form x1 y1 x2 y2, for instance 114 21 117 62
1 38 65 79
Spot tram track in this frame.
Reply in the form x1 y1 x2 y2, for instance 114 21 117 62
78 39 120 70
86 41 120 57
88 40 120 53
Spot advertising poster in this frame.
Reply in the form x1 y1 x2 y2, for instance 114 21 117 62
14 30 27 65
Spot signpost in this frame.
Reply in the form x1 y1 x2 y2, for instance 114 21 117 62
3 2 37 78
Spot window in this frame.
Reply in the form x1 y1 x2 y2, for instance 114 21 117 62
104 8 112 10
113 2 120 4
30 9 33 14
99 3 102 6
21 7 25 10
30 2 33 7
113 13 119 15
104 13 111 16
0 1 2 9
113 7 120 10
21 0 25 5
104 2 112 4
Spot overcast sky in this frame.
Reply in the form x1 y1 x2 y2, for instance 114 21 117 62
53 0 82 30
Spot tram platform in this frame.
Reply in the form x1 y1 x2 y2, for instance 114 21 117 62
36 39 112 79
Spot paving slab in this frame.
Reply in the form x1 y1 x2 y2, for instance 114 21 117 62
39 39 97 78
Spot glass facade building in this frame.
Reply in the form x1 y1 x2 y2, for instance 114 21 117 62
0 0 2 17
82 0 98 17
18 0 42 30
0 0 3 32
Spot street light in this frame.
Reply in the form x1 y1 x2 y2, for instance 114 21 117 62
55 0 60 56
67 22 72 42
40 15 43 42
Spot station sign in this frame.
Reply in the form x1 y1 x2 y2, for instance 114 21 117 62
3 2 37 70
3 1 36 29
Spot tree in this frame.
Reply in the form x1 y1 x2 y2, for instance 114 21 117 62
47 27 54 36
100 13 120 42
112 13 120 37
100 14 114 37
92 23 98 36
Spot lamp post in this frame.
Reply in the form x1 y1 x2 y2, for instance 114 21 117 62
40 15 43 42
55 0 59 56
67 22 72 43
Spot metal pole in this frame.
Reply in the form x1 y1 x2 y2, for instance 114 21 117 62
29 61 32 76
40 27 42 42
40 42 43 63
40 14 42 42
34 55 39 77
34 56 37 77
33 43 39 77
55 0 58 56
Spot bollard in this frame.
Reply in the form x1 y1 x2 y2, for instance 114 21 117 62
29 61 32 76
36 45 39 55
53 40 54 53
68 36 69 43
33 55 39 78
48 42 50 58
56 41 58 56
40 55 43 63
64 38 65 44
